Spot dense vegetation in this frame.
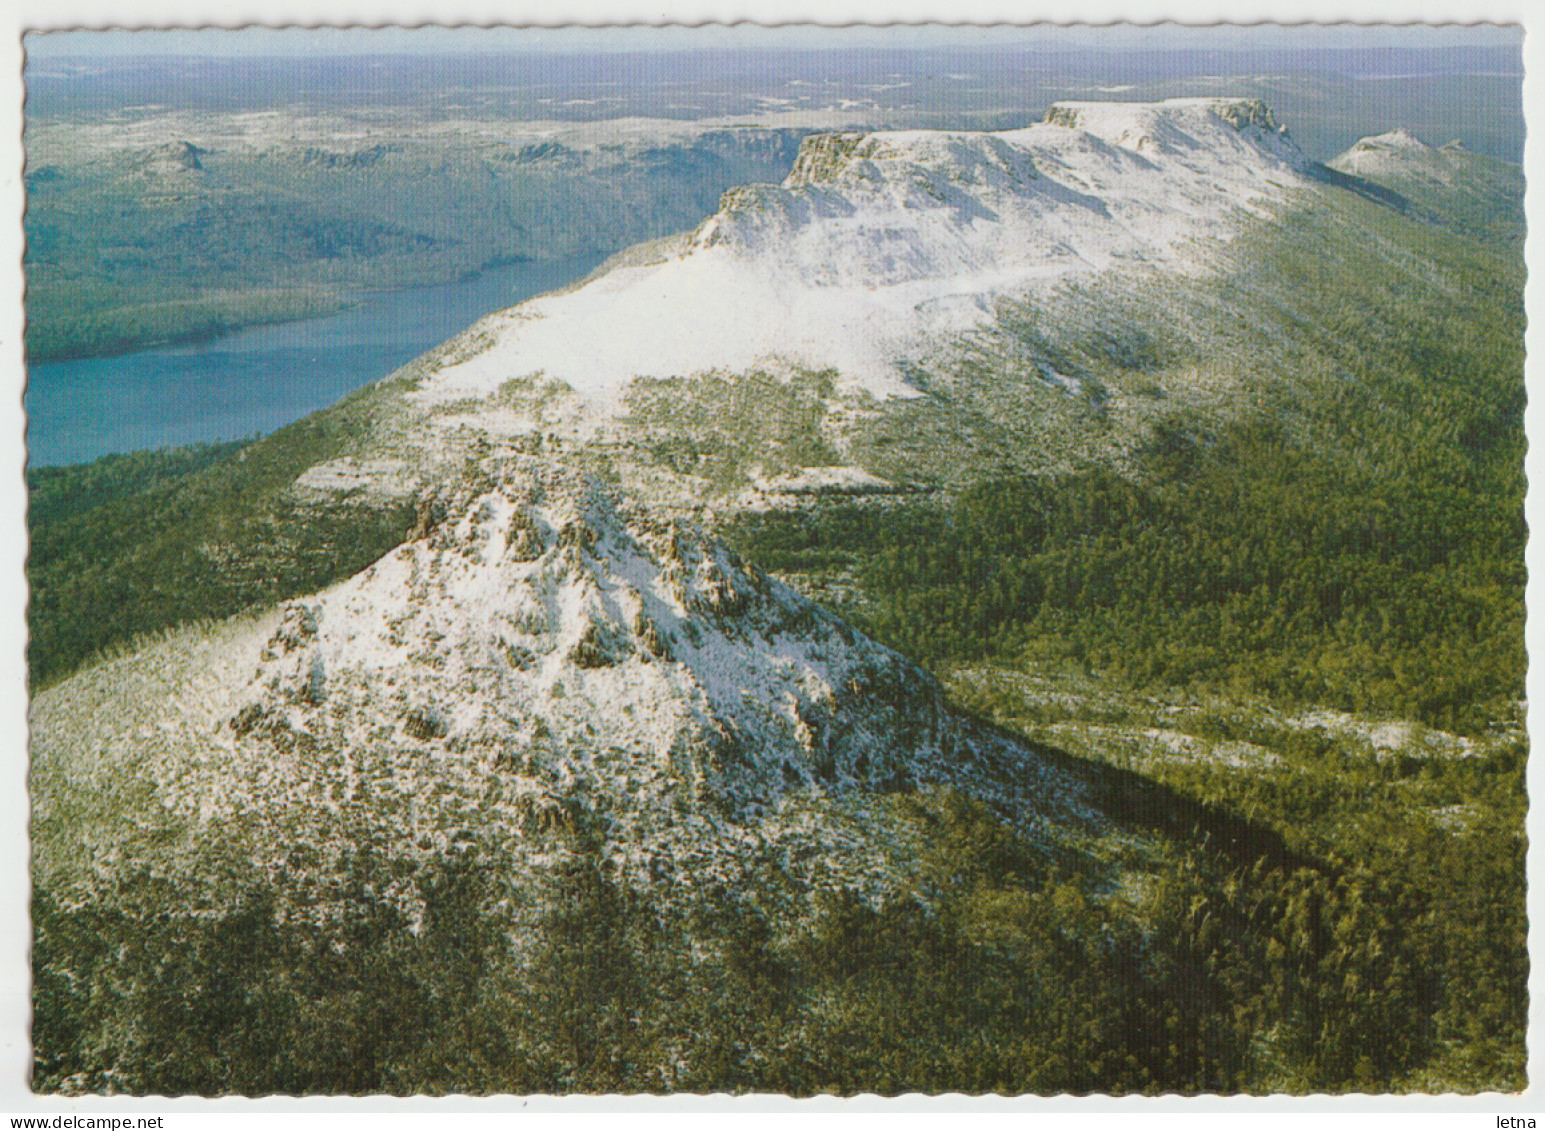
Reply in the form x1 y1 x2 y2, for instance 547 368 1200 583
27 441 248 525
26 410 415 690
953 673 1529 1092
727 211 1526 736
26 285 355 363
33 737 1524 1095
729 443 1522 735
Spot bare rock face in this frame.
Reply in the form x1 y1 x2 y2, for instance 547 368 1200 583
783 131 868 185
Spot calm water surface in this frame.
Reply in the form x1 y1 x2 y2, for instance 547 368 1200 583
27 254 604 468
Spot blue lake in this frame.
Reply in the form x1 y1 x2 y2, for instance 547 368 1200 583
26 254 605 468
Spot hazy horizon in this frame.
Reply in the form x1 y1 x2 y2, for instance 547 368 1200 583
25 21 1524 59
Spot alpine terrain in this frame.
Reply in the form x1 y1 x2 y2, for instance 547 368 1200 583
30 97 1527 1095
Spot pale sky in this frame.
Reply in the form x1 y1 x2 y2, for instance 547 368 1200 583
22 22 1525 59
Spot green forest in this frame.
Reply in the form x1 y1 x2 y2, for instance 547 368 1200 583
26 398 416 691
26 285 355 363
728 430 1523 736
33 744 1525 1094
728 224 1527 736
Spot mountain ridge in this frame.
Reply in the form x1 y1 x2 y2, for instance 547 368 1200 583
410 98 1319 416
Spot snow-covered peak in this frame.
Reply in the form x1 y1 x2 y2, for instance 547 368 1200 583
33 463 1101 914
1350 127 1433 153
228 463 1092 816
1328 127 1469 185
409 99 1316 419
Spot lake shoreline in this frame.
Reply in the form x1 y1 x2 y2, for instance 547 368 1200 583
26 298 360 366
26 252 606 468
24 256 552 365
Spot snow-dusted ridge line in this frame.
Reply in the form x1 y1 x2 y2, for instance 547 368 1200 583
408 97 1317 416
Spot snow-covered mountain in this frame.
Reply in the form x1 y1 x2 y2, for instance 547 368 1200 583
32 462 1109 925
1328 127 1472 184
322 95 1520 517
410 98 1312 414
1325 126 1524 244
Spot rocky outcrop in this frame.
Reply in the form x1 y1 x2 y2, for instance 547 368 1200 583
32 461 1104 927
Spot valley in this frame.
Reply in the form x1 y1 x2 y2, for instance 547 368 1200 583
23 112 808 363
24 32 1529 1100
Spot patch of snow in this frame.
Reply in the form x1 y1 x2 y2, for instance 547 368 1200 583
1355 127 1432 152
1035 361 1083 396
1431 803 1479 832
752 466 893 494
1287 707 1480 759
291 457 419 501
